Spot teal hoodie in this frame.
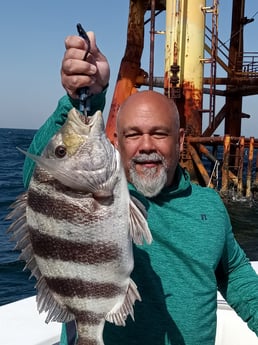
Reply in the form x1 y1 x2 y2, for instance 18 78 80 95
101 167 258 345
23 94 258 345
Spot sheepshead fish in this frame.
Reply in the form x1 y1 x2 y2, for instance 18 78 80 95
6 108 152 345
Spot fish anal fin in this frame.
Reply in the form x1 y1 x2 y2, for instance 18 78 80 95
129 199 152 245
105 279 141 326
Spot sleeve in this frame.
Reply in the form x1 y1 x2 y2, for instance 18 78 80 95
216 208 258 335
59 322 77 345
22 89 107 188
59 323 68 345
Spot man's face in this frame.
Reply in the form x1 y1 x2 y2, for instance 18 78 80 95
115 95 184 197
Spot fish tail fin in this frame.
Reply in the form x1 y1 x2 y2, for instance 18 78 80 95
105 279 141 326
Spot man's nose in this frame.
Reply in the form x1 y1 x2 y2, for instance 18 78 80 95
139 134 156 152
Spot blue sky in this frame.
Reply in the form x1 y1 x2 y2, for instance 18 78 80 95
0 0 257 137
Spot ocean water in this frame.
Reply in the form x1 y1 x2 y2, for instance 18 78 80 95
0 128 37 306
0 128 258 307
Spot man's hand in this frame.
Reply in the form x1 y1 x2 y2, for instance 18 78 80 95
61 32 110 98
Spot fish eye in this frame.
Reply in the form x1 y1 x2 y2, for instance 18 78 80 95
55 145 67 158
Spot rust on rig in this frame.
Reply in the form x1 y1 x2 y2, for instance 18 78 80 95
105 0 258 200
105 0 148 144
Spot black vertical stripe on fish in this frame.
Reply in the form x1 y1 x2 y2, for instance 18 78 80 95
45 277 123 298
68 308 104 324
77 337 98 345
32 167 54 184
29 226 121 264
27 188 107 224
32 168 115 207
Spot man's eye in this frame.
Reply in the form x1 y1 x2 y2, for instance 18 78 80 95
125 133 141 139
152 132 168 139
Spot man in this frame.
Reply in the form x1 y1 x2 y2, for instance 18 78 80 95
23 32 258 345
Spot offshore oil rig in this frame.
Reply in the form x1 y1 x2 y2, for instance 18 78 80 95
105 0 258 200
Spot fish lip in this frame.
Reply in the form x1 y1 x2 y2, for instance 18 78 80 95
68 108 101 134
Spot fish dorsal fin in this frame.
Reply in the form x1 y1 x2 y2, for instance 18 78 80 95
105 278 141 326
6 193 41 278
129 198 152 245
6 193 74 323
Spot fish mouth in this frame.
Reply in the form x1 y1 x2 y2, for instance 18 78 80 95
67 108 103 135
77 112 97 125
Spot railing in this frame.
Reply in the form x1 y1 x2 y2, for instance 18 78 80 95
236 52 258 76
205 26 258 78
181 135 258 201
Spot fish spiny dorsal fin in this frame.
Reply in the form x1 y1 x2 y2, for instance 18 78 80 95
6 192 74 324
105 278 141 326
129 199 152 245
6 194 36 272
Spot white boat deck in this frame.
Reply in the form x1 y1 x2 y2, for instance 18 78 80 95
0 296 61 345
1 262 258 345
215 261 258 344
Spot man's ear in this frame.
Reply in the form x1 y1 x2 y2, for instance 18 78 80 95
179 128 185 153
113 132 118 149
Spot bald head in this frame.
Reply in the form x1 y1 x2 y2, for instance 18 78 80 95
116 90 180 135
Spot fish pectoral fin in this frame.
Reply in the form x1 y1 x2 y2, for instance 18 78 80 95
129 199 153 245
105 279 141 326
130 195 147 218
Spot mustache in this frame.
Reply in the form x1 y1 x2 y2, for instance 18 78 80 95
132 153 165 164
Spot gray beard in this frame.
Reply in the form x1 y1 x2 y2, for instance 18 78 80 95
129 153 167 197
